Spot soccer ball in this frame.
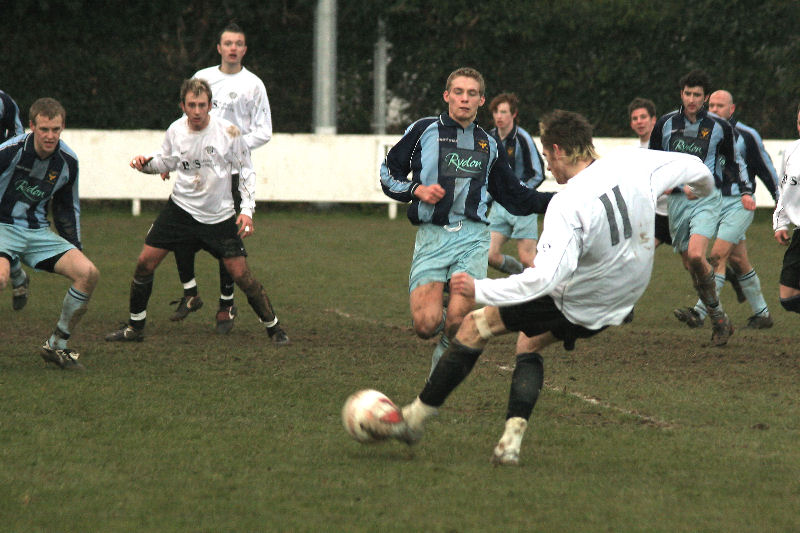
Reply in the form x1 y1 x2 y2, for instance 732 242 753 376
342 389 404 443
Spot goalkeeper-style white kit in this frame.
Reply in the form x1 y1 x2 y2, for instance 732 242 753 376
474 148 715 330
141 115 255 224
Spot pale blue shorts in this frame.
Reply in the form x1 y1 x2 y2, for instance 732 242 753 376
409 219 490 292
488 203 539 240
715 195 754 244
668 188 722 253
0 223 75 270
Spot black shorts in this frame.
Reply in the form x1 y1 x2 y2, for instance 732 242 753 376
655 213 672 246
145 197 247 259
498 295 606 351
780 228 800 289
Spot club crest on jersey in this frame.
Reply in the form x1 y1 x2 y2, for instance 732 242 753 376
477 140 489 152
229 92 238 100
507 147 515 157
47 170 58 182
700 128 711 139
205 146 216 155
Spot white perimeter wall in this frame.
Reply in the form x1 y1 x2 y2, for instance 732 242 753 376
69 130 791 216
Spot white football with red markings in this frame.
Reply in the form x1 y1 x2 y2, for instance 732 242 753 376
342 389 404 443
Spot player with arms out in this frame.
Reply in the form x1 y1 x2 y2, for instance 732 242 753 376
105 78 287 345
0 97 100 369
166 22 274 334
388 110 715 465
380 67 553 374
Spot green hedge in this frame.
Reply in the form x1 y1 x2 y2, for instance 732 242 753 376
2 0 797 137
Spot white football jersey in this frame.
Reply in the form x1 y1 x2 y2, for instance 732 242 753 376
194 66 272 150
474 148 714 329
142 115 256 224
773 139 800 231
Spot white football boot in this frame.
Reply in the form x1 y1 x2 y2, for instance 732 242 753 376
396 397 438 445
491 417 528 466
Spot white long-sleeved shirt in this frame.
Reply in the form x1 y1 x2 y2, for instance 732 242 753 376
141 115 256 224
474 148 715 330
194 66 272 150
773 139 800 231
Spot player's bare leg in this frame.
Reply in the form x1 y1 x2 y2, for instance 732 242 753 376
676 235 733 345
516 238 537 269
223 256 289 345
42 249 100 369
411 281 475 374
488 232 523 274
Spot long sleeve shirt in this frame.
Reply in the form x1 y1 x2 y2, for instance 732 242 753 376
380 113 553 226
474 149 715 330
141 116 255 224
0 133 82 248
649 106 751 196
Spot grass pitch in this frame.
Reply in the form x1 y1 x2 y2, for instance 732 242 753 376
1 206 798 531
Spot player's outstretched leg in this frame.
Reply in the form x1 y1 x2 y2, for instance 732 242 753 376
398 339 484 444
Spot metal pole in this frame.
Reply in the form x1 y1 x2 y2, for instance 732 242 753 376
313 0 337 134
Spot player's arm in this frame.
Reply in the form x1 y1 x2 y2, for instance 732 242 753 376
473 198 579 307
133 130 179 174
51 164 82 249
379 119 432 203
244 82 273 149
744 130 780 201
228 134 256 221
488 146 554 216
653 152 715 201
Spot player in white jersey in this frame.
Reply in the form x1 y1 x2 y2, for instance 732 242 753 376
105 78 287 345
772 103 800 315
169 23 273 334
388 110 715 465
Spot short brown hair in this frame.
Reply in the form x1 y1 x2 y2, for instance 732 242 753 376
539 109 598 164
627 97 656 119
29 97 66 125
489 93 519 115
219 22 245 43
445 67 485 96
180 78 212 104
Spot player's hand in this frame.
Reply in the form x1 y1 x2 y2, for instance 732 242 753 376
775 229 791 246
741 194 756 211
237 214 254 238
414 184 446 204
682 185 698 200
160 172 170 181
129 155 153 171
450 272 475 299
